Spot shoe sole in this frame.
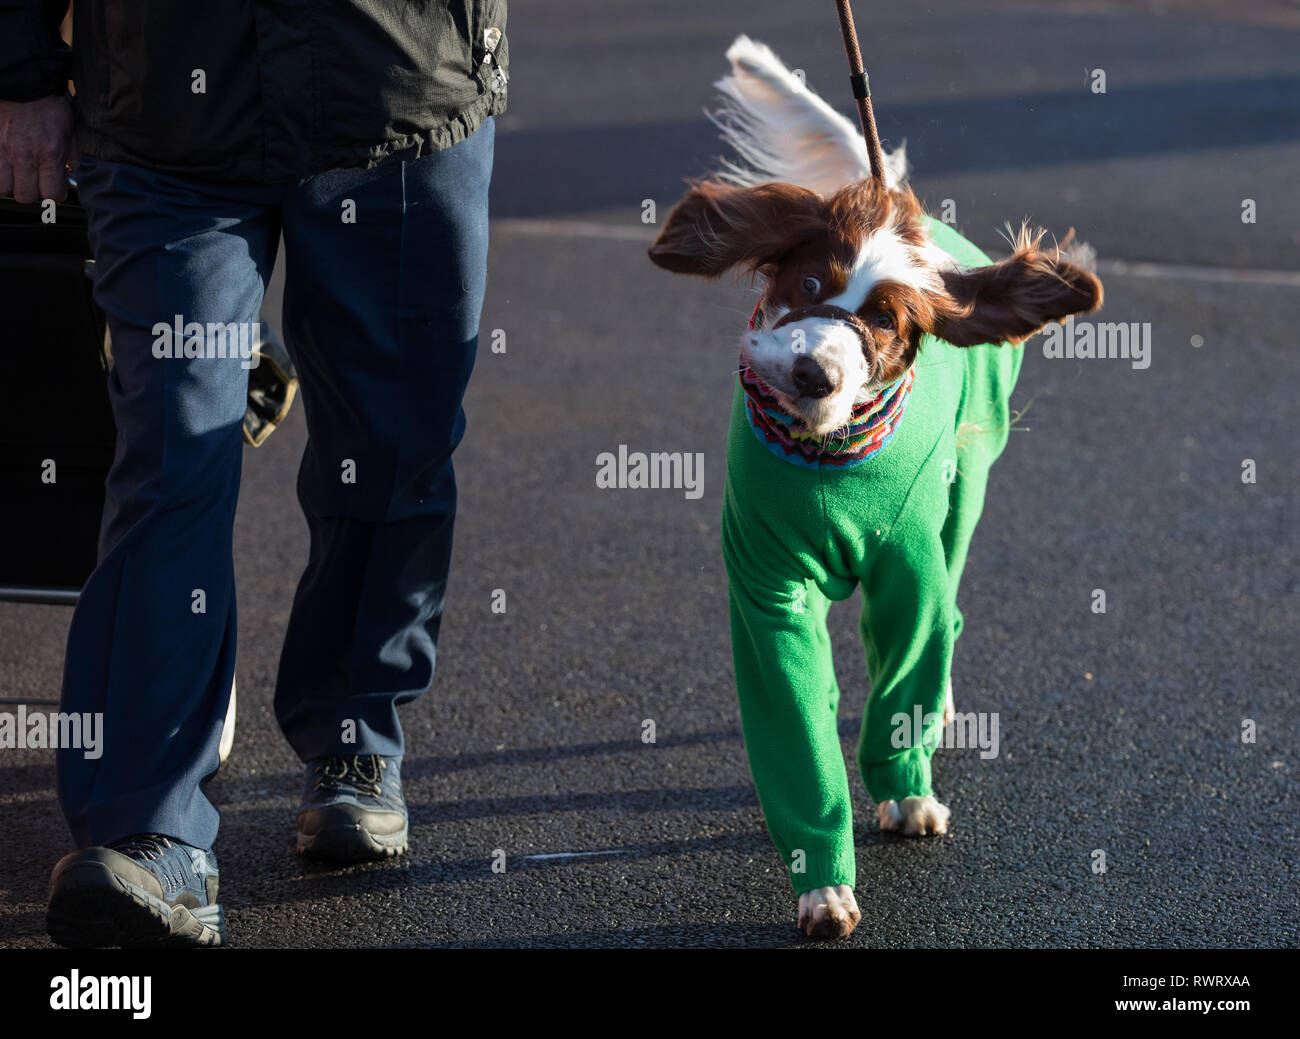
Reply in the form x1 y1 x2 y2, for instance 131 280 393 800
297 823 408 862
46 861 225 949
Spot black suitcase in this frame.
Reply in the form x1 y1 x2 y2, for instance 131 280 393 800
0 191 113 604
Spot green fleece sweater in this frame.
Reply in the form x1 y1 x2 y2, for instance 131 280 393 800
720 218 1025 895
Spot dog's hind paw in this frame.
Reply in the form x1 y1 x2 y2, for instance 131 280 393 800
797 884 860 939
877 795 951 836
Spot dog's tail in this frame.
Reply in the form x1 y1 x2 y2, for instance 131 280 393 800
708 35 908 197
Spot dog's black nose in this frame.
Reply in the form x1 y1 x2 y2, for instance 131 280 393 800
792 355 833 398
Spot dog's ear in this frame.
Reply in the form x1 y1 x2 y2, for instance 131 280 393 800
932 227 1104 347
647 180 826 277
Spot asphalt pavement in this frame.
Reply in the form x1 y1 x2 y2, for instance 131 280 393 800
1 0 1297 948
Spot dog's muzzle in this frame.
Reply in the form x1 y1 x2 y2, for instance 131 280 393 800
772 304 874 354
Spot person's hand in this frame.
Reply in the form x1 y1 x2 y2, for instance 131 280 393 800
0 95 74 203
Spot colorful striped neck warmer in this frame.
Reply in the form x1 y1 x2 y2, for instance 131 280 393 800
740 300 915 470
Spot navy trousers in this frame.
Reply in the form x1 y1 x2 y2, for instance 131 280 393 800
57 120 494 851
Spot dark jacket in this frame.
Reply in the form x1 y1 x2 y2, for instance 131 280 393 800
0 0 508 183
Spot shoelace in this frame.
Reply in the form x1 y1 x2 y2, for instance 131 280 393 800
110 834 188 889
110 834 173 861
313 754 387 798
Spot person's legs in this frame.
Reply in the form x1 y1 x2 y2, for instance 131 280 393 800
57 156 280 852
274 122 493 808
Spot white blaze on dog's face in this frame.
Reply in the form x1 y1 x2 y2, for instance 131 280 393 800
741 316 869 435
647 177 1105 433
741 209 945 434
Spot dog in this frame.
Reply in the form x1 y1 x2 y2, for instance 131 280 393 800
647 36 1102 939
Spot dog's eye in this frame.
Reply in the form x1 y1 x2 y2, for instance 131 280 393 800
801 275 821 296
872 312 896 332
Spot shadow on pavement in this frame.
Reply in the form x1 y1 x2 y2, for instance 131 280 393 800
494 76 1300 219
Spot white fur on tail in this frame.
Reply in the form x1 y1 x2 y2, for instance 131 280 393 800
709 35 908 196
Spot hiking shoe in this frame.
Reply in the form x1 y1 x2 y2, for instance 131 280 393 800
297 754 408 861
46 834 225 948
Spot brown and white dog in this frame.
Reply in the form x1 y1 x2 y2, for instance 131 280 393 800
651 37 1100 437
647 36 1102 937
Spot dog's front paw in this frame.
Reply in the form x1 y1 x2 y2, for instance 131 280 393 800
797 884 860 939
943 677 954 727
877 795 951 836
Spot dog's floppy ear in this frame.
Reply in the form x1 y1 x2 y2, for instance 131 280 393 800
932 227 1104 347
647 179 826 278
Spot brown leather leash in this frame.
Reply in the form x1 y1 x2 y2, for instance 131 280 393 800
833 0 886 183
